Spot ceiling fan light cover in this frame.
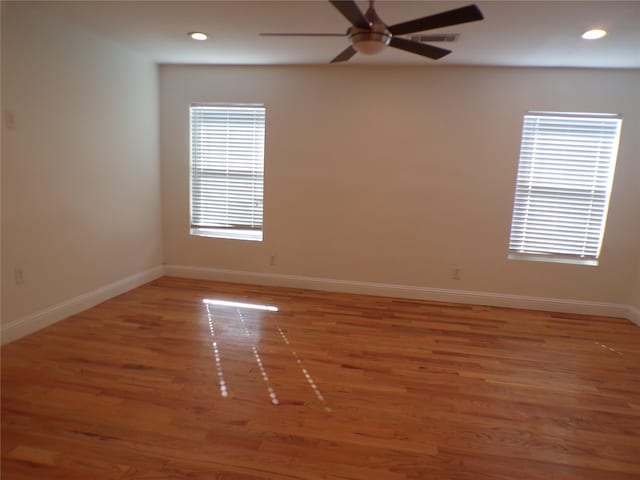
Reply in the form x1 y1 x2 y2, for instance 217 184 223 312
349 29 391 55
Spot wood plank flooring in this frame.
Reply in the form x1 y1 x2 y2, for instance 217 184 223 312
2 276 640 479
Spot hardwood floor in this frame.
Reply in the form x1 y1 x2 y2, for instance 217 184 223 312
2 276 640 479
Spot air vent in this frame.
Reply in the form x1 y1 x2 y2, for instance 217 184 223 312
409 33 459 43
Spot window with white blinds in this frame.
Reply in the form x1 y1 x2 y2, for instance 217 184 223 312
190 104 265 241
508 111 622 265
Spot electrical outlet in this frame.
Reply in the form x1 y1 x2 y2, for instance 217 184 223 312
269 255 276 267
452 268 461 280
15 267 24 285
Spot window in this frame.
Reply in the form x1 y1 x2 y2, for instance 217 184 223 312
508 111 622 265
190 103 265 241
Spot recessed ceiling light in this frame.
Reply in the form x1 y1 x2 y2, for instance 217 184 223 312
582 29 607 40
189 32 208 41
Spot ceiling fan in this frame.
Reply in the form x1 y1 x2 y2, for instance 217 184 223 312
260 0 484 63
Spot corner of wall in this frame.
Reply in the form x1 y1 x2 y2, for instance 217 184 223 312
1 266 164 345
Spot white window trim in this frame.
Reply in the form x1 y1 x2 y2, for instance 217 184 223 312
190 227 263 242
508 252 598 267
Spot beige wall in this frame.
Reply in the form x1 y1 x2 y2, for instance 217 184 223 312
1 5 163 324
160 65 640 304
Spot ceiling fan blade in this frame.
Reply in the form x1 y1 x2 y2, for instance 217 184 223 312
389 37 451 60
260 33 346 37
330 45 357 63
388 4 483 36
329 0 370 30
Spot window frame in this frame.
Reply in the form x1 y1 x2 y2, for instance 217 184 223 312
189 102 266 242
507 111 623 266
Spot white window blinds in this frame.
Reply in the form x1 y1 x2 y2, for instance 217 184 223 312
190 104 265 241
508 112 622 265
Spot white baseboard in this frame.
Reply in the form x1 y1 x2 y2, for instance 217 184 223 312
1 265 164 345
3 264 635 346
165 264 633 320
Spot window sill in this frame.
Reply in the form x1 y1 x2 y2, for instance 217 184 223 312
190 227 263 242
508 253 598 266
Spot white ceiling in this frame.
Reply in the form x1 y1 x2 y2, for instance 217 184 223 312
28 0 640 68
